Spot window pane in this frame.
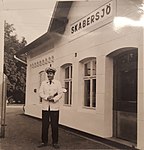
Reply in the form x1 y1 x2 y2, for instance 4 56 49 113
65 67 69 79
70 66 72 78
39 71 46 85
92 79 96 107
84 80 90 107
92 61 96 75
84 62 90 76
39 71 46 102
70 81 72 105
64 82 69 104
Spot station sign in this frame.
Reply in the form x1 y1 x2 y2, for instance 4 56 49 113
70 0 114 36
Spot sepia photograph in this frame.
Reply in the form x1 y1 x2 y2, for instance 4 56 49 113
0 0 144 149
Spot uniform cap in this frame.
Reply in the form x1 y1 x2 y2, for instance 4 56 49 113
45 67 56 73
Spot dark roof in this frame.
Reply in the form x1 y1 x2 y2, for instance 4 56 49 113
48 1 73 34
16 1 73 56
16 32 51 56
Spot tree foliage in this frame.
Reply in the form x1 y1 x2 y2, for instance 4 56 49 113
4 21 27 104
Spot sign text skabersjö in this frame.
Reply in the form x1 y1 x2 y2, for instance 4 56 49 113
70 1 113 35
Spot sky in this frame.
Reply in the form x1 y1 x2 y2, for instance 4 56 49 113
3 0 56 44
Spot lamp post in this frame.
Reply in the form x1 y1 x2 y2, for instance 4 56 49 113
0 0 5 138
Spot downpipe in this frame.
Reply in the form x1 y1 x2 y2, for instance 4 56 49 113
14 55 27 65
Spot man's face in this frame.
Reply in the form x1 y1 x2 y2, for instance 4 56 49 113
47 72 55 81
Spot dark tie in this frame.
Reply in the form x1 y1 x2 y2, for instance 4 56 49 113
50 80 52 85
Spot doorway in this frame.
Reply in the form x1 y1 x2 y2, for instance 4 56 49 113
113 49 137 143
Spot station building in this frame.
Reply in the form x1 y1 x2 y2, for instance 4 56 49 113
17 0 144 149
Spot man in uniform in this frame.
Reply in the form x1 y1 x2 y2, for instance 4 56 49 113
38 67 63 149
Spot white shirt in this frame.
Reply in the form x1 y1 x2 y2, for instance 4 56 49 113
39 79 63 111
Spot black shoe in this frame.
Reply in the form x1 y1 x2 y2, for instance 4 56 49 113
37 142 48 148
53 143 60 149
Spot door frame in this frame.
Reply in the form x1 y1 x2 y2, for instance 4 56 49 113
112 49 138 143
106 47 138 143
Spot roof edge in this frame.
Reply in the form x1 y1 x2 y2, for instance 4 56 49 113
16 1 73 56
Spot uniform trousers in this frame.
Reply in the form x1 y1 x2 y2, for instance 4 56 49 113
41 109 59 144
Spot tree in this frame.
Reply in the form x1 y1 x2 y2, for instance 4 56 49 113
4 21 27 104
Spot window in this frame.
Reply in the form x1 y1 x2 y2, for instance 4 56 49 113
83 59 96 108
64 65 72 105
39 71 46 102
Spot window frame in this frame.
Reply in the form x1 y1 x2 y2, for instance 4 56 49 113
64 65 72 106
39 70 46 103
83 59 96 108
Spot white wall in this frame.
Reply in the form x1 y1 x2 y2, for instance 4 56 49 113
25 45 55 118
54 0 143 148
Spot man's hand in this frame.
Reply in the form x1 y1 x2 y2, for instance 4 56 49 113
48 99 54 102
47 96 53 101
47 96 54 102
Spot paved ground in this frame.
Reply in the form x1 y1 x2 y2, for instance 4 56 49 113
0 106 124 150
